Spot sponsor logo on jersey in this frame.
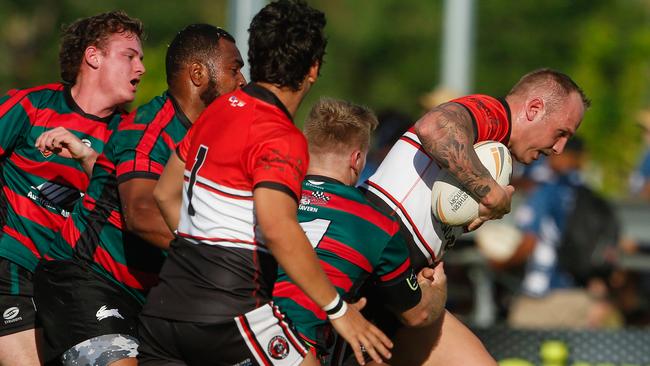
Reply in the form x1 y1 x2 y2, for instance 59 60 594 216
2 306 22 325
228 96 246 107
96 305 124 321
268 335 290 360
40 149 54 158
406 271 419 291
298 195 319 213
27 182 84 216
309 190 330 206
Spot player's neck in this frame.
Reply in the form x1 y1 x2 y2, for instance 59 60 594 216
69 80 117 118
168 88 204 123
307 155 355 186
255 82 307 118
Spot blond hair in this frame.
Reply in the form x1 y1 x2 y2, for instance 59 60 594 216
303 98 378 155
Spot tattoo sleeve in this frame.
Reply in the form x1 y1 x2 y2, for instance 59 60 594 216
415 102 493 199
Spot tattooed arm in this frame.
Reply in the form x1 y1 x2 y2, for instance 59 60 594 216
414 102 513 230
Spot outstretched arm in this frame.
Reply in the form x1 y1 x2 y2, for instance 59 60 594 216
255 187 393 365
414 103 513 230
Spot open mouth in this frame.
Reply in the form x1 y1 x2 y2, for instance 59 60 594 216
130 78 140 88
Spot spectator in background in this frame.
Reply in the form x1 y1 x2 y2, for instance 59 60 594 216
493 137 623 329
629 109 650 200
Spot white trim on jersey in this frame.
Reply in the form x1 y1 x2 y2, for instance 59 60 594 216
181 236 269 253
178 180 263 249
234 302 307 366
184 170 254 198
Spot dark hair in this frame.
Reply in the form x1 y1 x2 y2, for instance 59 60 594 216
509 68 591 110
248 0 327 90
59 11 144 84
166 24 235 85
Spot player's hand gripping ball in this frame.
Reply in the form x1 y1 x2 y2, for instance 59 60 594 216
432 141 512 226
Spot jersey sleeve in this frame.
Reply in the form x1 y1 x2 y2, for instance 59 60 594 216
245 128 309 202
451 94 511 144
115 112 176 184
0 90 32 157
373 231 422 313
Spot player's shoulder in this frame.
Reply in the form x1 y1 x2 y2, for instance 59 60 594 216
132 93 172 125
1 82 65 105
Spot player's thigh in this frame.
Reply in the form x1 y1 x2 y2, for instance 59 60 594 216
392 310 496 366
34 259 141 364
0 259 41 366
0 328 41 366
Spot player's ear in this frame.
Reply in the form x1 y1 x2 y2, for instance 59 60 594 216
84 46 100 69
189 62 205 87
307 61 319 84
350 149 364 175
526 97 544 122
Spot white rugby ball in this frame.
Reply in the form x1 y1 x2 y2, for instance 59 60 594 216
432 141 512 226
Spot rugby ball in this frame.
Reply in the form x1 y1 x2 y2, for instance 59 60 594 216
431 141 512 226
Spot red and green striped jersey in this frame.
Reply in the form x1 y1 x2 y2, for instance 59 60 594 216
273 175 421 352
47 92 191 303
0 83 118 272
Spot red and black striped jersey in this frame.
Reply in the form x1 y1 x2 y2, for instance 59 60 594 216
362 94 511 270
0 83 118 272
46 92 191 303
142 83 309 323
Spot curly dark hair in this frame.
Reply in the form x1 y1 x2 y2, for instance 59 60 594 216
248 0 327 91
166 24 235 85
59 11 144 84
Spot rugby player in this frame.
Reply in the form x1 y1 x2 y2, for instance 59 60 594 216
273 98 448 365
361 68 590 365
0 11 144 366
143 1 392 365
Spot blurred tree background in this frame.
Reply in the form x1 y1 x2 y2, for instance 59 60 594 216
0 0 649 196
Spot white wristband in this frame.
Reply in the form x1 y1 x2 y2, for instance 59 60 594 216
327 301 348 320
322 294 341 312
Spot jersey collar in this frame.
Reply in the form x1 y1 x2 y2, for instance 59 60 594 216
243 83 293 122
304 174 346 186
63 84 116 123
497 96 512 143
167 92 193 130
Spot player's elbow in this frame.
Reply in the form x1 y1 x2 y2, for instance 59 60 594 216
123 200 154 234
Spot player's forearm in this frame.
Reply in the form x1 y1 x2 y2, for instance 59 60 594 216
414 104 497 203
265 220 338 308
400 282 447 327
79 150 99 176
154 193 181 232
124 205 174 249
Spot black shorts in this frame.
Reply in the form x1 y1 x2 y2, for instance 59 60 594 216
33 259 142 362
138 302 309 366
0 257 38 336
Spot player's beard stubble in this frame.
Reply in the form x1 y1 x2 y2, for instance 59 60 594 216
200 75 219 107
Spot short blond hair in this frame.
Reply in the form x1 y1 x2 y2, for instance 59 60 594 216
303 98 378 155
